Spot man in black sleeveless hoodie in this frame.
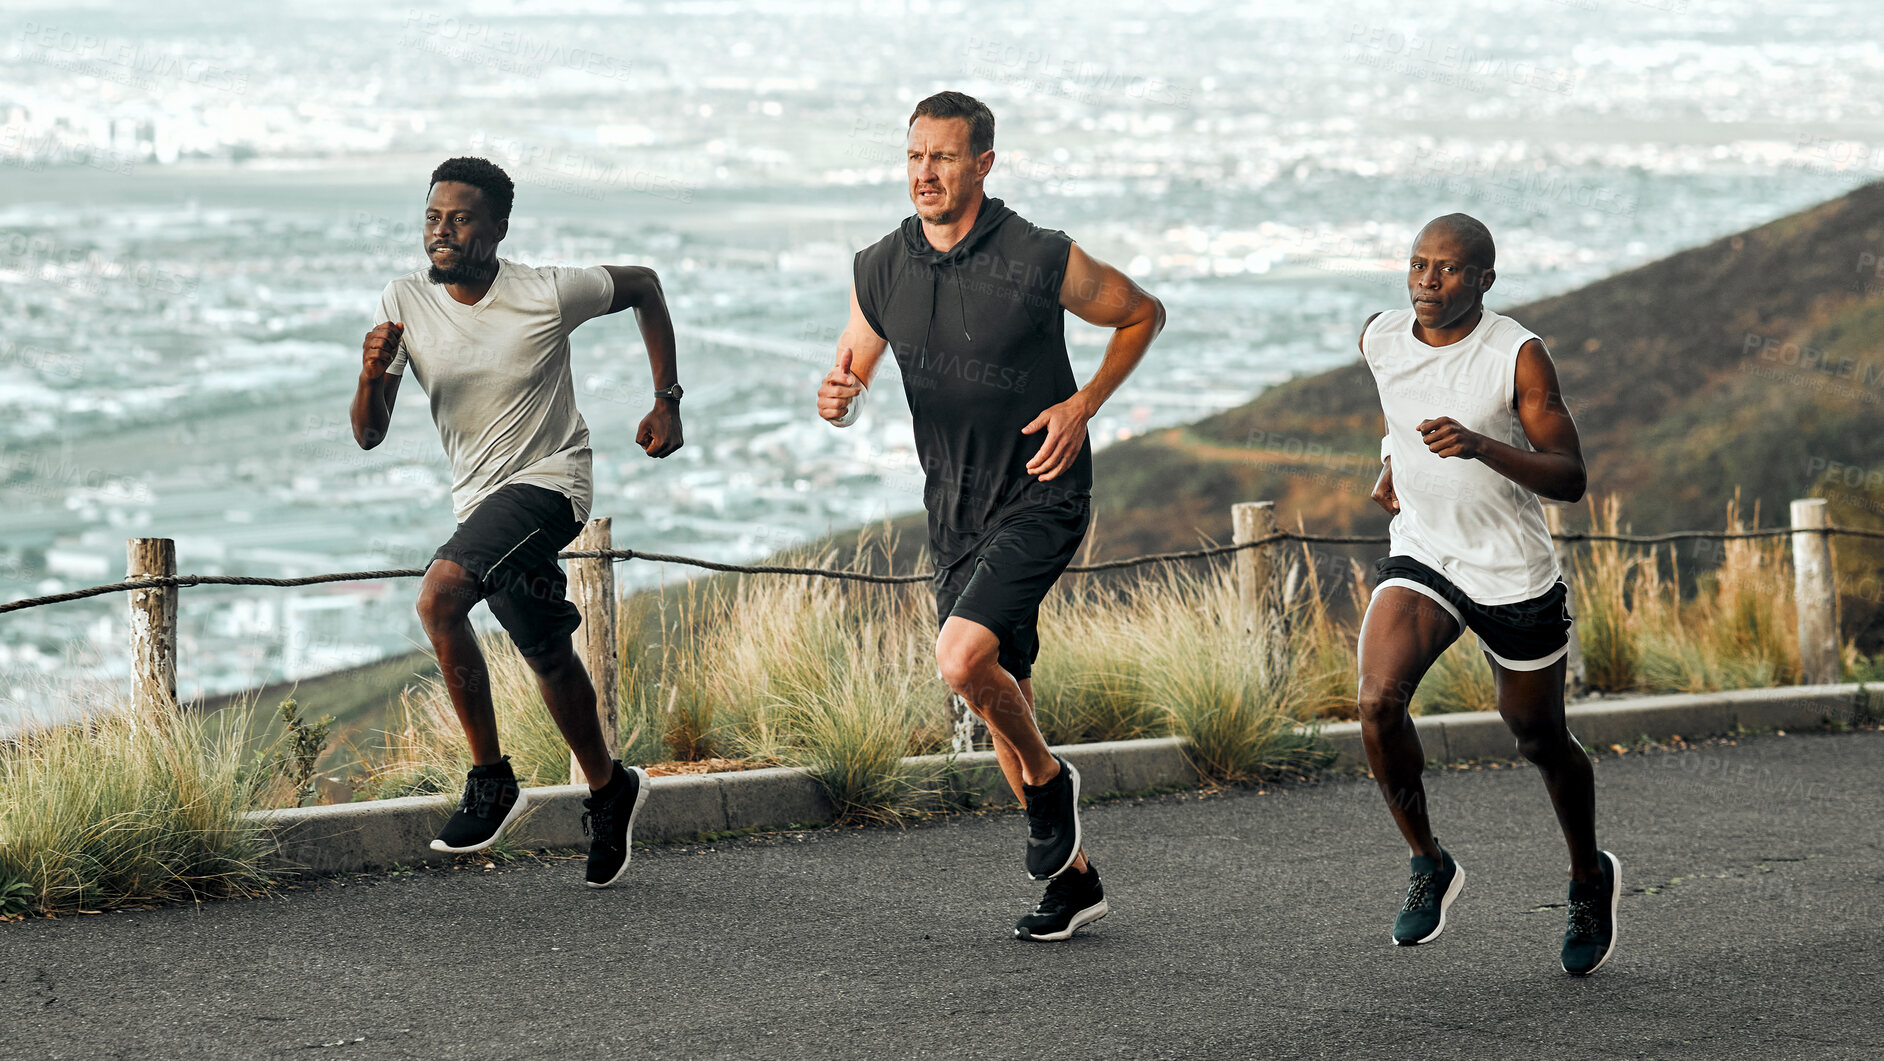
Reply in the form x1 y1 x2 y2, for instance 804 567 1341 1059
817 91 1165 941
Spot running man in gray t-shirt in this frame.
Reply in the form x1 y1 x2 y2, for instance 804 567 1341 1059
350 157 683 887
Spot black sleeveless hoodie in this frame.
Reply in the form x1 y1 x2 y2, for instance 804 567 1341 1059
854 197 1092 567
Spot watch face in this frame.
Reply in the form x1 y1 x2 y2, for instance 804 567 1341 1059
665 384 684 400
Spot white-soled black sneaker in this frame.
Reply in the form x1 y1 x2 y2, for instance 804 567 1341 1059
1021 756 1082 880
430 757 528 854
582 763 649 889
1014 863 1108 941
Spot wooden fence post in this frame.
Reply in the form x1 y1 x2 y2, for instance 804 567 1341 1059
1233 501 1280 637
127 538 178 711
569 517 619 784
1543 505 1587 697
1790 498 1840 684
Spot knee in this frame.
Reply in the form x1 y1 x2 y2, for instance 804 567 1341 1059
935 638 996 700
1356 678 1414 731
1508 721 1577 764
522 640 580 679
416 578 476 638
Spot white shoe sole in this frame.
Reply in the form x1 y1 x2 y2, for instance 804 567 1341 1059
1563 850 1622 975
1030 758 1083 882
429 786 530 855
586 767 651 890
1393 859 1465 946
1015 898 1109 942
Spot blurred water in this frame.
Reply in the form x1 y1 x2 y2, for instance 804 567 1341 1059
2 0 1881 720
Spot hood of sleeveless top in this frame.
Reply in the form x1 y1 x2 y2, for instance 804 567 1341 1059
898 196 1015 267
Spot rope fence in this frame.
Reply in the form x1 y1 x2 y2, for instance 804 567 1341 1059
7 525 1881 615
6 498 1868 737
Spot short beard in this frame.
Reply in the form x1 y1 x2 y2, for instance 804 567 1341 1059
915 201 963 227
427 256 498 286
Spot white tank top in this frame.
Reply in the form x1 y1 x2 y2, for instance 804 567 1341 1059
1362 307 1559 605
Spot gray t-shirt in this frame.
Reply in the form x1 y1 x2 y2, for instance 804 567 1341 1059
377 258 614 523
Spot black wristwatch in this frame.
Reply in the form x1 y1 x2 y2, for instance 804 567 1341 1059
655 383 684 403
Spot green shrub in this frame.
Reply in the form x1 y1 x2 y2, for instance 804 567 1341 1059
0 703 273 915
1571 496 1641 692
1033 580 1161 744
363 636 572 797
1411 638 1498 715
1134 570 1308 783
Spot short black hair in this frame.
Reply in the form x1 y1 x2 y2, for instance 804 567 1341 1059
428 156 515 221
908 91 995 157
1417 213 1496 271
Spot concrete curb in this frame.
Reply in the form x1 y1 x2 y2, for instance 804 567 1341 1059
255 682 1877 875
1309 681 1876 768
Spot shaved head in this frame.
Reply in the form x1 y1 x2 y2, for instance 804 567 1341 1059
1416 213 1496 272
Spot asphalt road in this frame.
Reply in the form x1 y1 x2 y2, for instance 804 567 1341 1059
4 729 1879 1061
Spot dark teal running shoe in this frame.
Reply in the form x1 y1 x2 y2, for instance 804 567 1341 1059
1562 850 1621 975
1392 847 1464 946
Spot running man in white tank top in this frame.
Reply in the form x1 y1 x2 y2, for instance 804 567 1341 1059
1357 214 1620 975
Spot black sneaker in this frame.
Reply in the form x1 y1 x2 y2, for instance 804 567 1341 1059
582 763 650 889
1021 756 1082 880
430 757 527 854
1562 850 1621 975
1014 863 1108 941
1392 847 1465 946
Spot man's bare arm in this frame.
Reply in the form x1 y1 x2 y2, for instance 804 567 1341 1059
1360 311 1396 513
602 265 679 391
1417 339 1586 502
1022 243 1165 480
817 285 891 424
1058 243 1163 415
602 265 683 457
351 322 403 449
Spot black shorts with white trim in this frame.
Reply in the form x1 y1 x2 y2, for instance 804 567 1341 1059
1372 554 1573 671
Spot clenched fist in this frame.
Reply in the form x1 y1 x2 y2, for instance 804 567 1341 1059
362 322 403 381
1371 458 1399 515
818 348 864 424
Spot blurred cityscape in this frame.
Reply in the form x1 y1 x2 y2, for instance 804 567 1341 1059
3 0 1883 721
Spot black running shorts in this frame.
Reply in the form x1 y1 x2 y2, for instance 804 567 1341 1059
430 483 585 658
1372 554 1574 671
933 495 1090 681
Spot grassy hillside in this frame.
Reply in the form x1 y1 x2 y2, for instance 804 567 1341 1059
1150 180 1884 548
199 650 438 768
